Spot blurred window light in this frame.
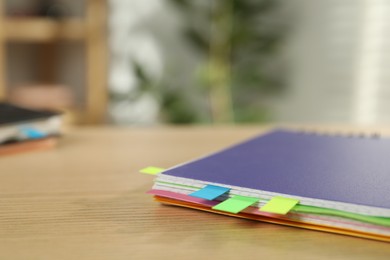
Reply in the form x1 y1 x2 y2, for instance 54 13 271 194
353 0 388 124
273 0 390 124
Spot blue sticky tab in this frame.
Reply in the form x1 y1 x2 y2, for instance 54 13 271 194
189 185 230 200
20 127 46 139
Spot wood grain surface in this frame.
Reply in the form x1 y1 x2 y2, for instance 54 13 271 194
1 126 390 259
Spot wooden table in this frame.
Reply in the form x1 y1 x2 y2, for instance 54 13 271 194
1 126 390 259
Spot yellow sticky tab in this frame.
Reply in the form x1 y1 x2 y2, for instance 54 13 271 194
260 196 299 215
139 166 165 175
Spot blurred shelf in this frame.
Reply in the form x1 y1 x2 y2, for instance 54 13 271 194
0 0 108 124
4 17 85 42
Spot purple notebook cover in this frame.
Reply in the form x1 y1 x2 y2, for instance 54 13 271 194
163 129 390 209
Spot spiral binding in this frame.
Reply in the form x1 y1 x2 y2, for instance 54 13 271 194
291 129 381 139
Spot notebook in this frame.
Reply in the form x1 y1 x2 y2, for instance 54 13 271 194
0 102 62 155
146 129 390 242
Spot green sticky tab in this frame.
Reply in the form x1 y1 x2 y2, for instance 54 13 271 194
260 196 299 215
139 166 165 175
212 195 259 214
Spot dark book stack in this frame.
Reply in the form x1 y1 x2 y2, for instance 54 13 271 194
0 102 62 156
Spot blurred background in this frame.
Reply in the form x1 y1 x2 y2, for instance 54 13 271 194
1 0 389 125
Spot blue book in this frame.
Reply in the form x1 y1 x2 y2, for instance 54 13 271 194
149 129 390 241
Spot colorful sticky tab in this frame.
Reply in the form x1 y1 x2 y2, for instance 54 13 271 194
20 127 46 139
212 195 259 214
189 185 230 200
139 166 165 175
260 196 299 215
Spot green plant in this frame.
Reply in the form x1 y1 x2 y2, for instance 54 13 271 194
168 0 287 123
